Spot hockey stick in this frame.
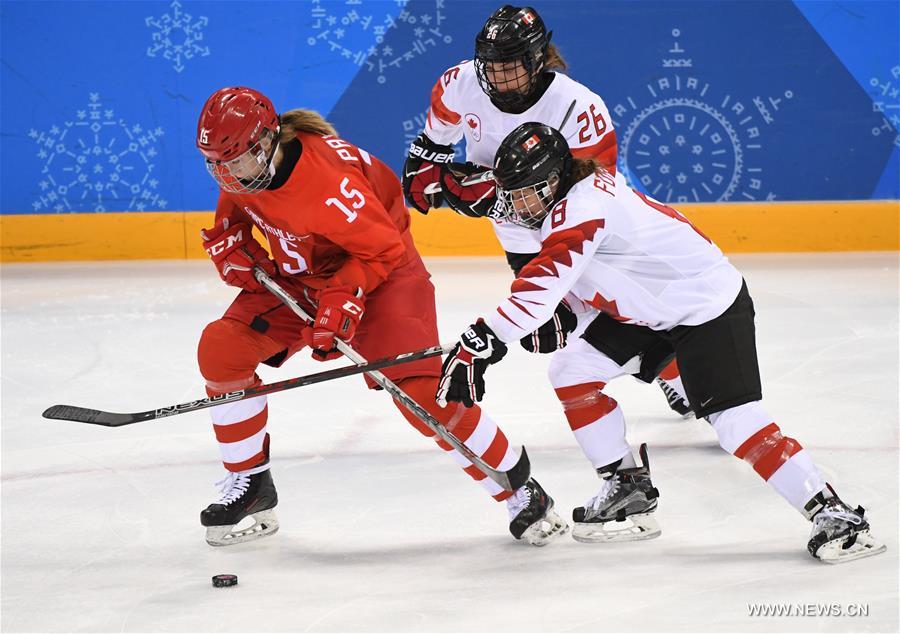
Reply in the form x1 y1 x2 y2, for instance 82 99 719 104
423 167 494 196
42 343 452 427
255 268 529 492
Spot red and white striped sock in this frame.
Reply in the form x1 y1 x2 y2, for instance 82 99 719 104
394 377 520 501
206 376 268 472
554 381 634 470
709 401 826 511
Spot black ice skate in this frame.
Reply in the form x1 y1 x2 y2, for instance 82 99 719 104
201 464 279 546
656 377 693 418
507 478 569 546
572 443 661 543
804 486 886 564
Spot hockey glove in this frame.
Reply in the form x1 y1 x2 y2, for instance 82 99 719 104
201 217 276 292
440 163 497 218
402 133 455 214
302 286 365 361
520 300 577 354
436 319 508 407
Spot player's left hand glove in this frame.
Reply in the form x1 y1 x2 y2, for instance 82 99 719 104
402 133 455 214
440 163 497 218
520 300 577 353
302 286 365 361
436 320 508 407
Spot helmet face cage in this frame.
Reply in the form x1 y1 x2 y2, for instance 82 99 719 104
197 87 281 194
474 53 543 109
205 128 279 194
496 173 559 229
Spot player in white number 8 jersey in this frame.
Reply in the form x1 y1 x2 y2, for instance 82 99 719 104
436 122 886 563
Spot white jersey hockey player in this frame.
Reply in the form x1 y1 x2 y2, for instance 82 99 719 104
436 122 887 564
402 5 693 418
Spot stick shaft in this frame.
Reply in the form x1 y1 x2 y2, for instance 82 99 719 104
423 166 494 196
42 343 451 427
256 270 521 491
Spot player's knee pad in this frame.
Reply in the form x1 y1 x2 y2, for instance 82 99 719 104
554 381 618 431
710 402 803 480
708 400 779 452
548 336 627 389
198 318 275 391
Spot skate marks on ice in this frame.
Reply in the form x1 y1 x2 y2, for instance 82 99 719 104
2 255 898 632
2 446 897 633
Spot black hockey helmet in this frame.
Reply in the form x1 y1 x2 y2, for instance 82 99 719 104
493 122 572 229
474 5 551 109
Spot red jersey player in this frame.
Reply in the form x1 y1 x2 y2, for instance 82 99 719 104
193 87 568 547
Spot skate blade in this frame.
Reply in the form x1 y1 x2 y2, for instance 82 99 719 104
572 513 661 543
205 509 279 547
520 509 570 547
815 530 887 564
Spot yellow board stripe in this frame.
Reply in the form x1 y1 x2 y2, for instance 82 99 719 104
1 201 897 262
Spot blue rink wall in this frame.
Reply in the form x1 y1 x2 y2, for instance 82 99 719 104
2 0 898 215
0 1 898 261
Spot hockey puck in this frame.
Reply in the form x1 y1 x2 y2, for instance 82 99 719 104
212 574 238 588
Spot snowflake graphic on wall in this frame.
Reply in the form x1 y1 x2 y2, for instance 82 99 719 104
29 93 166 213
614 28 795 202
401 108 462 159
146 0 210 73
869 65 900 147
307 0 453 85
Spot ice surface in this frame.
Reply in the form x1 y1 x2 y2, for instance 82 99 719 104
2 254 897 633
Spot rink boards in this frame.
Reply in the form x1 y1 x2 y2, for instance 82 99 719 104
1 200 898 262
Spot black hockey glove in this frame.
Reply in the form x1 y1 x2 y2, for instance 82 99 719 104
436 319 508 407
440 162 497 218
520 300 577 353
402 133 455 214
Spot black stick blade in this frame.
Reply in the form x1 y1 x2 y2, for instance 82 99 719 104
42 405 137 427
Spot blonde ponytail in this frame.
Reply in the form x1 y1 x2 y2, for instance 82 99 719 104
278 108 338 142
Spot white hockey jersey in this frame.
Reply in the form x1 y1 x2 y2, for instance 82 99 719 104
486 168 744 342
424 60 617 254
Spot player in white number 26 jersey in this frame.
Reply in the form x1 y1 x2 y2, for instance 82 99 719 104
436 122 886 564
403 4 693 445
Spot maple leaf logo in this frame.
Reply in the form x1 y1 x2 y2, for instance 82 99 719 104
587 292 629 321
467 117 478 129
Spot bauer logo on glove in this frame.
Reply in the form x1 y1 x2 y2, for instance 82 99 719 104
436 319 508 407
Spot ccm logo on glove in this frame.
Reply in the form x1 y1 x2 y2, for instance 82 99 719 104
205 229 244 257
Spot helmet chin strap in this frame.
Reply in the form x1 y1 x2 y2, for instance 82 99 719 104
264 124 281 171
265 141 280 177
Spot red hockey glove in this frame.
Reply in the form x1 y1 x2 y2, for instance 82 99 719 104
402 133 455 214
302 286 365 361
201 218 276 292
440 163 497 218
